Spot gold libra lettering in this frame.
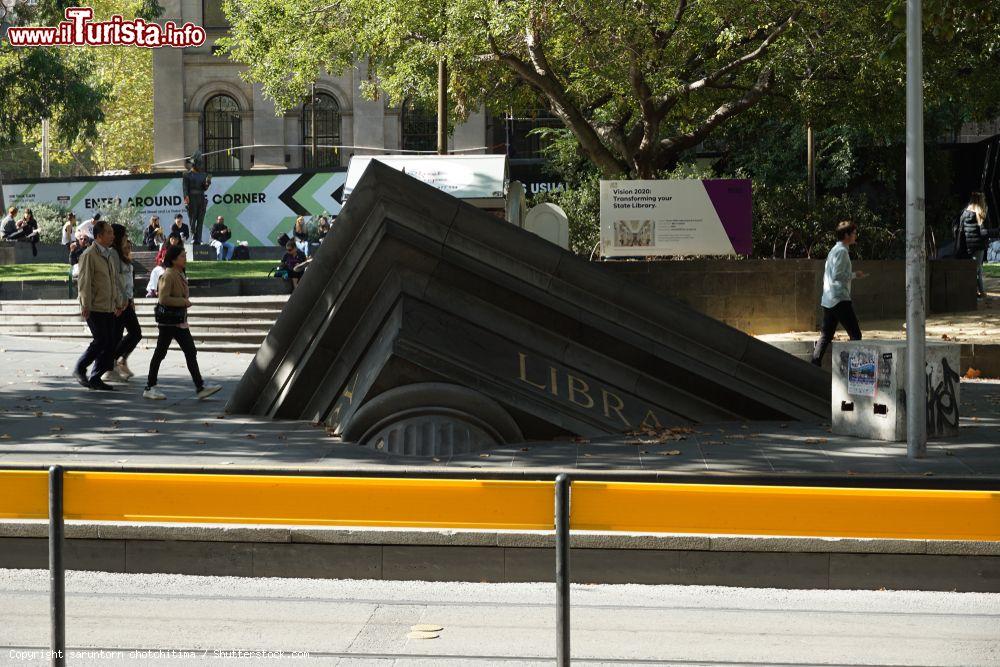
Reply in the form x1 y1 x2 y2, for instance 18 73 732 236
518 351 667 429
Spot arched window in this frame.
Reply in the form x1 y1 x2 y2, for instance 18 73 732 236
202 94 241 172
302 92 342 168
401 99 438 153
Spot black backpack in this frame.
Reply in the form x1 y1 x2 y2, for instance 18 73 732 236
233 245 250 260
952 215 969 259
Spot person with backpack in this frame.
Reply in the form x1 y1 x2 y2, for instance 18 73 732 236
956 192 990 299
811 221 868 366
142 244 221 401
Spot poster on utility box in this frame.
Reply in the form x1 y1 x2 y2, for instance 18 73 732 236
2 169 347 246
599 179 752 257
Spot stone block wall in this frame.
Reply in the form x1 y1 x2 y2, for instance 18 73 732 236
604 260 821 334
602 259 978 335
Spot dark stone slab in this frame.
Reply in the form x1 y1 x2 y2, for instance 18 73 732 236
829 553 1000 592
252 543 381 579
381 545 506 582
125 539 253 576
0 537 125 572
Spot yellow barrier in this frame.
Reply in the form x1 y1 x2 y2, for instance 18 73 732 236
1 470 998 540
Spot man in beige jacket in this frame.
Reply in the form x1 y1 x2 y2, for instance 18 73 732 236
74 220 125 390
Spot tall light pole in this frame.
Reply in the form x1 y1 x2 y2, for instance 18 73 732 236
905 0 927 458
437 58 448 155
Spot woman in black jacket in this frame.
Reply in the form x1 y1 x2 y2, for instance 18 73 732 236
959 192 989 298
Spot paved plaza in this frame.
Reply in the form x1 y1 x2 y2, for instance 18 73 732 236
0 333 997 477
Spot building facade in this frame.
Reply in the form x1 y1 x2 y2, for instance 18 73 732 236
151 0 494 173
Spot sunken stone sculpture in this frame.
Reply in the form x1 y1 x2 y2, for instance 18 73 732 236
227 162 829 457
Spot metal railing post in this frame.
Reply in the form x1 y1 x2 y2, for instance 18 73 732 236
49 465 65 666
555 473 571 666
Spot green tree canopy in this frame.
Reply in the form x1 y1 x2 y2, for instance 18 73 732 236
220 0 998 179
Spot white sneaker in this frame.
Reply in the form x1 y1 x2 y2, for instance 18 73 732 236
101 370 124 383
143 387 166 400
116 359 134 379
196 384 222 400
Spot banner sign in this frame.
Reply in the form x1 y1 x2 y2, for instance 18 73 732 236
344 155 507 206
2 169 347 246
599 179 752 257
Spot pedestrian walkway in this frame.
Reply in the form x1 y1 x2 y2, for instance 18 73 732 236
760 274 1000 377
0 334 997 477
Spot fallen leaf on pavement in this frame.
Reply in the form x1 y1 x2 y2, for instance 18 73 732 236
964 368 982 379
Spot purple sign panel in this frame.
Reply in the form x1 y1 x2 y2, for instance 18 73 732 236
600 179 752 257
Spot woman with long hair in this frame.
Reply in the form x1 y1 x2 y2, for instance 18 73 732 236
958 192 990 298
142 244 221 401
293 216 310 256
105 223 143 382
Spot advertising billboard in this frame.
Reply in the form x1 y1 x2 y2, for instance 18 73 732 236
2 169 347 246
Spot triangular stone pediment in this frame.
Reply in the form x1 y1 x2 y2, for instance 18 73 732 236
228 162 829 455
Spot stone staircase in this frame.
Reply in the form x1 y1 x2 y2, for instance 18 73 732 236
0 296 286 354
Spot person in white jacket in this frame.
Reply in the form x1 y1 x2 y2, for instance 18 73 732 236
811 221 868 366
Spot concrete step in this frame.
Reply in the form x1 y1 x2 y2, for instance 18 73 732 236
0 321 274 334
137 340 260 354
0 296 288 312
0 310 282 323
5 330 266 345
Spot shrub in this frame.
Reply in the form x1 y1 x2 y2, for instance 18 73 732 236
28 201 144 246
752 183 900 260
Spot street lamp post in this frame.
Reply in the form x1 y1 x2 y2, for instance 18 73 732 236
905 0 927 458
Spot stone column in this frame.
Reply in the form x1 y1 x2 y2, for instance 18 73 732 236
452 109 487 154
351 64 385 156
252 84 287 169
152 0 186 172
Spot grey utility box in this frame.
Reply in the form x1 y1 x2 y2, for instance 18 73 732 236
831 340 961 442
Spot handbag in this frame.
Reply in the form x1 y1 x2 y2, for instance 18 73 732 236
154 303 186 326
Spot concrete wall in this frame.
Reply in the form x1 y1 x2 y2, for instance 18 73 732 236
603 259 979 335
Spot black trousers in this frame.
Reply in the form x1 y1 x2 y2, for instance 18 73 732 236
187 195 207 244
146 326 204 389
7 228 39 256
113 303 143 361
77 312 117 382
811 301 862 365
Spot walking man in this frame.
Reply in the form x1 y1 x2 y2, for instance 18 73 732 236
74 220 125 390
811 221 868 366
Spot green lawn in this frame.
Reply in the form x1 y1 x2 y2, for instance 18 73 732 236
0 264 71 282
985 263 1000 278
0 260 278 282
